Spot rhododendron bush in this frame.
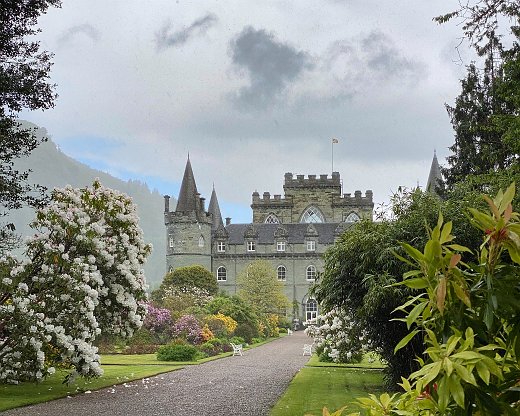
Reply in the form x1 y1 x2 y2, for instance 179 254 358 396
0 181 151 383
305 308 367 364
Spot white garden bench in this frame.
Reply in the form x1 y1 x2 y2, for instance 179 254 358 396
287 328 293 335
230 343 243 356
302 344 313 356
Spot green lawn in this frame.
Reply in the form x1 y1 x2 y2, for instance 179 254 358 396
270 365 385 416
0 364 182 412
305 353 385 369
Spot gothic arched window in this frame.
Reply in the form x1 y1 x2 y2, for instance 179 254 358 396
344 212 361 222
265 213 280 224
300 206 325 223
198 235 205 248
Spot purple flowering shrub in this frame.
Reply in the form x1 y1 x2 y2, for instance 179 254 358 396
142 303 174 343
172 314 203 345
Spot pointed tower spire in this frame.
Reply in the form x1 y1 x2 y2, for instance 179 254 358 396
426 151 443 194
208 186 223 230
175 157 200 213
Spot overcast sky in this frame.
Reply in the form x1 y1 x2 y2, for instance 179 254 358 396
24 0 475 223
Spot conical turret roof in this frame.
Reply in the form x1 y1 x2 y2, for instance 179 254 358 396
175 157 200 213
208 186 223 230
426 151 443 194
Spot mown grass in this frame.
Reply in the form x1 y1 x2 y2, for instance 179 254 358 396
270 360 385 416
0 364 181 412
306 352 385 369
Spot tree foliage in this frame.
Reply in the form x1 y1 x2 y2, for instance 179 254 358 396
0 181 150 383
152 265 218 303
0 0 61 252
312 188 484 387
343 184 520 415
237 260 289 317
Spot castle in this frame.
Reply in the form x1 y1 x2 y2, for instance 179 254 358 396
164 157 374 323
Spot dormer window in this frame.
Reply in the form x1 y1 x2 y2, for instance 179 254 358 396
247 241 256 252
277 241 286 252
217 241 226 252
307 240 316 252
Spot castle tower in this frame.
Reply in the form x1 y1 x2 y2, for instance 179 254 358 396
164 157 212 272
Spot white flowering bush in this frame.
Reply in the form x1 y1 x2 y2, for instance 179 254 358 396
306 308 367 364
0 180 151 383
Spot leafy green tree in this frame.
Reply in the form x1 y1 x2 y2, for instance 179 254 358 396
312 188 484 387
237 260 289 317
152 265 218 304
0 1 61 252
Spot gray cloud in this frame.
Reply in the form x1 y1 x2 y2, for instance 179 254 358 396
155 13 217 50
326 30 426 88
230 26 314 109
57 24 100 45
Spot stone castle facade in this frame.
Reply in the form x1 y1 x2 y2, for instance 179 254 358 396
164 157 374 323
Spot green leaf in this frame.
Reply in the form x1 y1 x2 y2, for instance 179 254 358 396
402 277 429 290
400 242 426 262
468 208 495 230
394 329 420 353
476 360 490 385
452 362 477 386
402 270 422 279
446 244 472 253
448 374 465 408
440 221 453 244
498 182 515 214
406 301 428 328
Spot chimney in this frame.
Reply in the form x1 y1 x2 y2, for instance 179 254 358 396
164 195 170 212
225 217 231 226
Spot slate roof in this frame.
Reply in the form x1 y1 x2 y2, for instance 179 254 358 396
224 222 353 245
208 187 223 230
426 151 443 193
175 157 200 213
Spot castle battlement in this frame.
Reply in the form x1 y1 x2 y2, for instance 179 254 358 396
251 191 292 207
283 172 341 189
332 190 373 207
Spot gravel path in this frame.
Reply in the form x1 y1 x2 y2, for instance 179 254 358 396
4 331 311 416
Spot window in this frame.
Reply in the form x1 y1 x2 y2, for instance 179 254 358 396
217 266 227 281
198 235 205 248
301 206 324 223
344 212 361 222
277 265 286 281
305 299 318 322
217 241 226 252
277 241 286 252
169 236 174 248
306 265 316 281
247 240 256 252
265 213 280 224
306 240 316 251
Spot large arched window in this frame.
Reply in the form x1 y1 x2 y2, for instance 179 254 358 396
305 299 318 322
265 213 280 224
344 212 361 222
217 266 227 281
277 265 286 281
306 265 316 281
300 206 325 223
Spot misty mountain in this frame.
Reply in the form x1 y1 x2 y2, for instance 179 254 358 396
6 122 171 289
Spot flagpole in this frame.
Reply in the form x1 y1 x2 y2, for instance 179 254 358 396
331 139 334 173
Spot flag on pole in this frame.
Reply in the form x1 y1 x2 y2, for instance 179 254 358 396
332 138 339 144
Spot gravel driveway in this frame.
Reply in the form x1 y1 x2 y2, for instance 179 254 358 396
4 331 311 416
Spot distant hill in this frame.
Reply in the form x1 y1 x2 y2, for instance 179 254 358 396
6 122 172 289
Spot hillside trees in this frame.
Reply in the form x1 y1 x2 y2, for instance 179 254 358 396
0 0 61 252
0 181 151 383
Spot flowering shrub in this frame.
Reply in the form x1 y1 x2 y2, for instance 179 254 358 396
306 308 367 363
199 324 214 343
160 286 213 316
142 303 173 343
172 314 202 344
0 181 151 383
205 313 237 337
259 314 280 338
